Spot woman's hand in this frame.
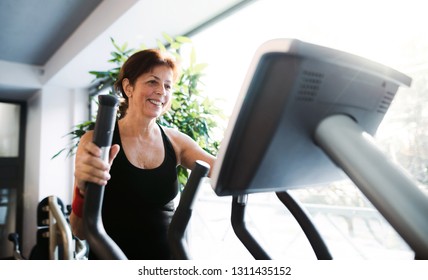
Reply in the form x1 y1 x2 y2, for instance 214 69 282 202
74 132 120 194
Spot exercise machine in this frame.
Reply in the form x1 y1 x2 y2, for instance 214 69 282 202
8 195 87 260
82 39 427 260
169 39 428 259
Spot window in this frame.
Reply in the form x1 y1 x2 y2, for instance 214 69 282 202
0 102 20 157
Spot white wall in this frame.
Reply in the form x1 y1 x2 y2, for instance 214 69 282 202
22 91 42 255
22 86 88 256
39 85 75 202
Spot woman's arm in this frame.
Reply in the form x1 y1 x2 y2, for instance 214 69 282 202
165 127 216 176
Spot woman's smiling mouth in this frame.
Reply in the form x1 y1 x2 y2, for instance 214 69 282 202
148 99 163 106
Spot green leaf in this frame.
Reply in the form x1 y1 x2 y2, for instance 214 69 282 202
162 32 174 44
110 37 121 52
51 148 67 160
121 42 128 52
175 36 192 43
157 39 167 52
193 63 208 73
170 42 181 50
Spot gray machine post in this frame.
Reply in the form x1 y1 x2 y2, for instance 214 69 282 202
315 114 428 259
48 196 73 260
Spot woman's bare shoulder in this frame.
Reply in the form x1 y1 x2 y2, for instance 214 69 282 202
161 126 192 144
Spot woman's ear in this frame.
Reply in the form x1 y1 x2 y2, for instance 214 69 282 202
122 78 133 97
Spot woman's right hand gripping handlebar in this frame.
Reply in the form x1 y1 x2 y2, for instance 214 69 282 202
74 131 120 195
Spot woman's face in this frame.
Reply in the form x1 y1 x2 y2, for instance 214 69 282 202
123 65 173 119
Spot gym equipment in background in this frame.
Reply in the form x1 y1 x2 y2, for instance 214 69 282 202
7 196 83 260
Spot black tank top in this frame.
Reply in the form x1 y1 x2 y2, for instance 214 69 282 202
89 123 178 260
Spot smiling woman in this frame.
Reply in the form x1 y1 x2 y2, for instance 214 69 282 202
69 48 216 260
55 35 223 188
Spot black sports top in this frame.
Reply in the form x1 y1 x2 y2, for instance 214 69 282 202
89 123 179 260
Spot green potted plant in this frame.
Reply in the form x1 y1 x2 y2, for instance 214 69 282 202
54 33 224 186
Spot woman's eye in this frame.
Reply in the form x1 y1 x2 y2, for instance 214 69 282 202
165 84 172 90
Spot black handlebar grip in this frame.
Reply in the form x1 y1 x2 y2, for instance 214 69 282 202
83 94 127 260
92 94 118 148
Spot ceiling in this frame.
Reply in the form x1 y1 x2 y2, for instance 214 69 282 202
0 0 253 101
0 0 103 65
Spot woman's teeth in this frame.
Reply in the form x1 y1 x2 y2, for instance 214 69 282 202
149 99 162 106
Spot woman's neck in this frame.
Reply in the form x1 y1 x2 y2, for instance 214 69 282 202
118 115 158 138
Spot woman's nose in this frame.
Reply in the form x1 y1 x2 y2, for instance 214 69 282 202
156 85 167 95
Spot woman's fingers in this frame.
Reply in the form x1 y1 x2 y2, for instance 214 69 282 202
83 141 103 158
75 162 110 186
75 141 113 187
79 162 110 183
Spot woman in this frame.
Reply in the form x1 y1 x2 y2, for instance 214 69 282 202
70 49 216 259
